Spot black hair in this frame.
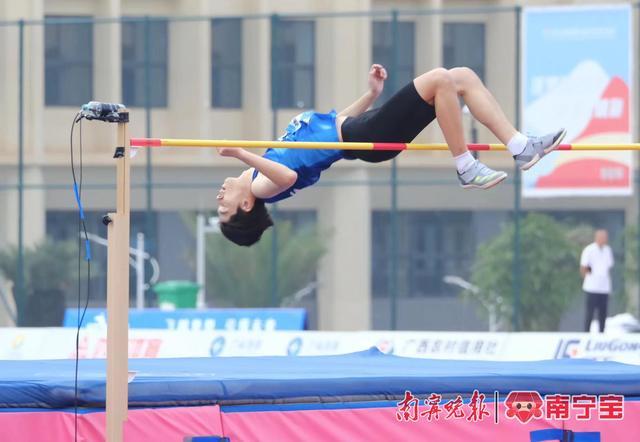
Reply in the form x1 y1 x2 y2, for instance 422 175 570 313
219 199 274 246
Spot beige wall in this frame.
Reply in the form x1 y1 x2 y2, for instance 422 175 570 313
0 0 638 328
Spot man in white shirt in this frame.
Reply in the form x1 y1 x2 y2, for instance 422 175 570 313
580 230 614 333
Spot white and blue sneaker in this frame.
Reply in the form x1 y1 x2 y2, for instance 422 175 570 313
457 160 508 190
514 129 567 171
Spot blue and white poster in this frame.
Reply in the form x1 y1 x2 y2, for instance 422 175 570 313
63 308 307 331
522 5 633 197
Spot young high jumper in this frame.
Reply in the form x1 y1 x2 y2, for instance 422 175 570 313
216 64 566 246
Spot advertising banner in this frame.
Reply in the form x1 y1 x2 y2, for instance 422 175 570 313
522 5 633 197
3 329 640 364
63 307 307 331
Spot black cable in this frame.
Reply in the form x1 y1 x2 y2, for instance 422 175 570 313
70 112 91 442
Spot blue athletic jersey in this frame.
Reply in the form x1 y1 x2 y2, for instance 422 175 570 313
253 110 344 203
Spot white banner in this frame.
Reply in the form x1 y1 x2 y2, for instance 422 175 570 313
1 329 639 364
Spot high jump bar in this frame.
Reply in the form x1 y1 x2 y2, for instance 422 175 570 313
131 138 640 151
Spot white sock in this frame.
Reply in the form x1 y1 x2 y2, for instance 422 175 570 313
454 151 476 173
507 132 528 156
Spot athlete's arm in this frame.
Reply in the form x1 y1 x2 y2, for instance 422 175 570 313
218 148 297 198
338 64 387 118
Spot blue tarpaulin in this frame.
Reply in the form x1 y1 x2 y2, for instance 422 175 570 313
0 349 639 409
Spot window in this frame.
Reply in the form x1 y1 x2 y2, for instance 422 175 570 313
45 16 93 106
272 20 315 109
211 18 243 108
122 18 168 107
443 23 486 82
372 211 474 298
371 21 415 103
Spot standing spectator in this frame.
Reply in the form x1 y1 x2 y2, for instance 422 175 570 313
580 230 614 333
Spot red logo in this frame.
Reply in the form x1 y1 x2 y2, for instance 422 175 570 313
504 391 544 424
396 390 623 425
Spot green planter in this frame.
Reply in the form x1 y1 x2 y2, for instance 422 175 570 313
153 281 200 309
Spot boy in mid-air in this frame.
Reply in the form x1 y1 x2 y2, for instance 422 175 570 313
216 64 565 246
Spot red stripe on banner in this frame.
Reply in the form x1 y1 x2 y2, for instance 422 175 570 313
373 143 407 151
468 144 492 151
130 138 161 147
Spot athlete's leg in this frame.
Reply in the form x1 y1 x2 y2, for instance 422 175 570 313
413 68 507 189
448 66 566 171
448 67 516 144
413 68 468 157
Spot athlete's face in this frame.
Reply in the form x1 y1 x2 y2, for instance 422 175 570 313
216 174 252 223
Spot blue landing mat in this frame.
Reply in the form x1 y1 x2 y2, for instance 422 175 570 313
1 348 639 409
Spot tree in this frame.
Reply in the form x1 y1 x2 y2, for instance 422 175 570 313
0 239 77 326
619 224 638 312
470 213 585 331
204 221 326 307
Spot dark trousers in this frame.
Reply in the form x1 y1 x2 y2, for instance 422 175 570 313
584 291 609 332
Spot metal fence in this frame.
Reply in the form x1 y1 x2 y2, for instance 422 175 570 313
0 4 639 331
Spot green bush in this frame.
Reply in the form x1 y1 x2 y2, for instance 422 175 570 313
204 221 326 307
619 224 638 312
0 239 77 325
470 213 585 331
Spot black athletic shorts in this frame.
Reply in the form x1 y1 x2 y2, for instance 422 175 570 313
341 81 437 163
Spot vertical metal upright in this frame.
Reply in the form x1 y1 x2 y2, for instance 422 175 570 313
16 19 25 325
270 14 280 140
144 16 154 258
270 14 280 307
106 111 131 442
196 214 206 309
270 204 279 307
637 3 640 316
637 172 640 315
135 232 145 310
389 10 399 330
512 6 522 331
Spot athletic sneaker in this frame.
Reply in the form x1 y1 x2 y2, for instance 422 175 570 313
457 160 508 190
514 128 567 171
